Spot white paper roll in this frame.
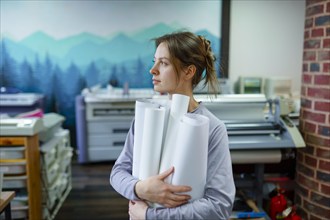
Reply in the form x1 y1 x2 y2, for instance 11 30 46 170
139 107 166 180
133 100 160 177
170 94 190 118
159 94 190 176
171 114 209 201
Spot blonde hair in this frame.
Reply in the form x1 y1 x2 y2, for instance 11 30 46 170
153 31 219 94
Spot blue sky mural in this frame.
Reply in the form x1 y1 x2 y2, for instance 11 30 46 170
0 0 222 126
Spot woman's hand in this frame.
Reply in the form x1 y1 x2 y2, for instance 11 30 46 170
129 200 148 220
134 167 192 208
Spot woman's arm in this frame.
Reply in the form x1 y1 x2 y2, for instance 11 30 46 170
110 121 141 200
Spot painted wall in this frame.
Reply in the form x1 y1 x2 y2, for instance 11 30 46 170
0 1 221 127
229 0 305 96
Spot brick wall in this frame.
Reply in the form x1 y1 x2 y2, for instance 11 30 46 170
295 0 330 219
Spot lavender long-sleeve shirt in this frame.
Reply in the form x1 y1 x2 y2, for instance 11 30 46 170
110 103 236 220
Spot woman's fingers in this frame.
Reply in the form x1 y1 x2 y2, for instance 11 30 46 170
158 166 174 180
168 183 192 195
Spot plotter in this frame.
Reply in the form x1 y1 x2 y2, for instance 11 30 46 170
195 94 305 162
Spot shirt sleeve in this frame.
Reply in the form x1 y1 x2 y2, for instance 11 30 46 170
146 122 236 220
109 120 141 201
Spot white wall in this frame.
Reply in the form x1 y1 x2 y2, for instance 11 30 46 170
228 0 305 96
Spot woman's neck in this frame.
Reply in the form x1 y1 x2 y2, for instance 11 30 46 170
188 98 199 112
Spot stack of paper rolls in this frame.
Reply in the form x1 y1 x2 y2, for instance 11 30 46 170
133 94 209 203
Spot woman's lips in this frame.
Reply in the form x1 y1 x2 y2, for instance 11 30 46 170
152 79 160 85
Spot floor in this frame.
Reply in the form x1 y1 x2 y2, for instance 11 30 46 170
55 161 129 220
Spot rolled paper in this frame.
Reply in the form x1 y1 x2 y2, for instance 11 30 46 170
133 99 160 177
159 94 190 179
171 114 209 201
139 107 166 180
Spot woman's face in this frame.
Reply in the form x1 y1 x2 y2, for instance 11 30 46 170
150 42 185 94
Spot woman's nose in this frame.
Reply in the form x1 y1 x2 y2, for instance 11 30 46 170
149 65 158 75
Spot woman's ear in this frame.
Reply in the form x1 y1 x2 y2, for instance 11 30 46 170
184 65 196 80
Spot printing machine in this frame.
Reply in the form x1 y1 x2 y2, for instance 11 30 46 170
76 88 155 163
195 94 305 161
76 90 304 163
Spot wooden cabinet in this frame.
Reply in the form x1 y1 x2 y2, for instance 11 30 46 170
0 129 72 220
0 135 42 220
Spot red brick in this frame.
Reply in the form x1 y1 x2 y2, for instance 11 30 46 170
319 159 330 171
318 125 330 137
317 170 330 182
303 199 330 219
296 164 315 179
314 75 330 85
319 50 330 61
312 28 325 37
301 98 313 109
323 38 330 48
297 172 318 189
307 4 325 17
304 145 316 155
307 88 330 99
304 39 321 49
316 147 330 159
303 110 326 123
323 62 330 72
311 191 330 208
305 18 314 29
326 27 330 36
305 30 310 39
320 183 330 194
304 51 316 61
315 101 330 112
303 74 313 84
304 121 317 133
306 0 326 7
306 134 330 147
305 154 318 167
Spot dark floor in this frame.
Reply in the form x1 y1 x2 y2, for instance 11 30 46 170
55 161 129 220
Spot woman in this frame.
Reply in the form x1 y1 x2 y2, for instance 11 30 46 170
110 31 235 219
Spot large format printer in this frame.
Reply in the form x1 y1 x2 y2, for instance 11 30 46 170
196 94 305 163
76 89 155 163
76 90 304 163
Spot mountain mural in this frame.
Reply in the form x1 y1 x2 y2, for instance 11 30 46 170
0 22 221 127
